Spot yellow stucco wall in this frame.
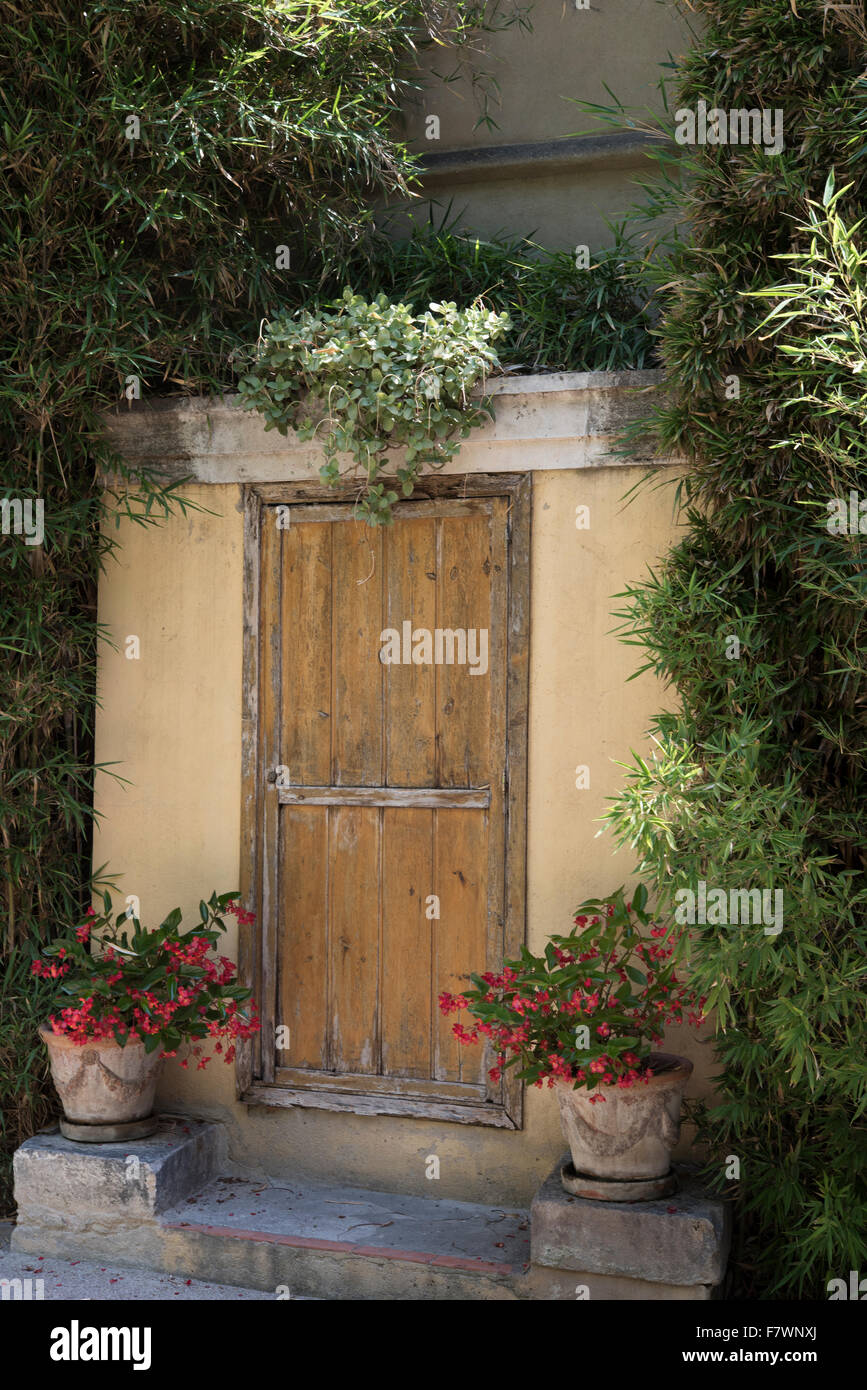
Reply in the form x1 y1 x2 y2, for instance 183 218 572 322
93 465 713 1206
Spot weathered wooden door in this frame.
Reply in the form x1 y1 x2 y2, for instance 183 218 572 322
241 477 528 1127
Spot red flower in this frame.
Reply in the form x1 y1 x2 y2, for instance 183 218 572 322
438 991 469 1014
225 900 256 927
452 1022 479 1045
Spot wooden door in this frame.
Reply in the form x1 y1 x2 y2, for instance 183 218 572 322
240 478 529 1127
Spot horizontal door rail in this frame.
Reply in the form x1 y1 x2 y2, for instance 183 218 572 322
282 499 493 522
275 784 491 809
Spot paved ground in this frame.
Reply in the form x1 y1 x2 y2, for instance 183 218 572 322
0 1221 276 1300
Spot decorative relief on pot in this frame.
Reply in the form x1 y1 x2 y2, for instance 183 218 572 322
58 1051 156 1105
40 1026 163 1125
559 1093 668 1158
555 1053 693 1186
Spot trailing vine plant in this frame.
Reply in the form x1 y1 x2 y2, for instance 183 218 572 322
238 290 510 523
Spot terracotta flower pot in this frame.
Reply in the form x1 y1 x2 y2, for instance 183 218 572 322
555 1052 693 1198
40 1025 163 1126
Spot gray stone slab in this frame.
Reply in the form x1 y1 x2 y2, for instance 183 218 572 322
12 1116 224 1227
0 1221 313 1299
160 1173 531 1266
519 1264 715 1301
530 1155 730 1287
9 1141 531 1299
159 1228 520 1300
157 1177 530 1299
102 371 670 484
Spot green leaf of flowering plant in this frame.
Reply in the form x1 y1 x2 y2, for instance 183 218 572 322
34 890 261 1063
437 884 706 1093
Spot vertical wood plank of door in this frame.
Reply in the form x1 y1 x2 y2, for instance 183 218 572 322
258 503 282 1082
484 497 509 1098
240 490 261 1086
329 805 379 1073
277 805 328 1070
332 523 383 786
384 517 437 786
281 520 332 784
380 807 434 1078
433 808 488 1085
436 512 492 788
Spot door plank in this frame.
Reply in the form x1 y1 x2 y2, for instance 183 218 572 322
258 501 282 1083
277 785 489 809
483 497 510 1104
331 524 383 785
282 499 493 522
274 1068 481 1102
433 808 489 1085
381 807 434 1078
436 512 492 788
239 489 261 1089
249 1081 517 1128
329 805 379 1073
277 805 328 1070
384 516 437 786
281 519 332 784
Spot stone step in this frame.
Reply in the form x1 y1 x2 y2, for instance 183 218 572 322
12 1119 531 1300
12 1117 225 1270
0 1221 278 1301
12 1120 729 1300
158 1175 531 1300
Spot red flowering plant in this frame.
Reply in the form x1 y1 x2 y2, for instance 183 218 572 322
31 890 260 1069
439 884 706 1099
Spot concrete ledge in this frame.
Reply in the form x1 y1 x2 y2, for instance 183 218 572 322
419 132 672 187
103 370 673 484
530 1155 730 1290
159 1224 520 1301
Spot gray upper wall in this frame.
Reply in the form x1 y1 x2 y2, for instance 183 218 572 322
392 0 692 249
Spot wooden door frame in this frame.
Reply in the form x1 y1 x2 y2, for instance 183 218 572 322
236 473 530 1129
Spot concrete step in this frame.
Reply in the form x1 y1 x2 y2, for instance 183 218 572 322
0 1221 278 1301
12 1120 728 1299
12 1122 530 1299
158 1175 531 1300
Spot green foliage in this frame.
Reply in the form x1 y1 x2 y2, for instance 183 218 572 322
239 289 510 523
240 217 657 521
439 884 705 1092
0 0 530 1213
595 0 867 1297
33 891 258 1058
349 214 656 374
0 952 59 1213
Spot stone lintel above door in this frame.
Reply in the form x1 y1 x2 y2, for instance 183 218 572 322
103 369 676 486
